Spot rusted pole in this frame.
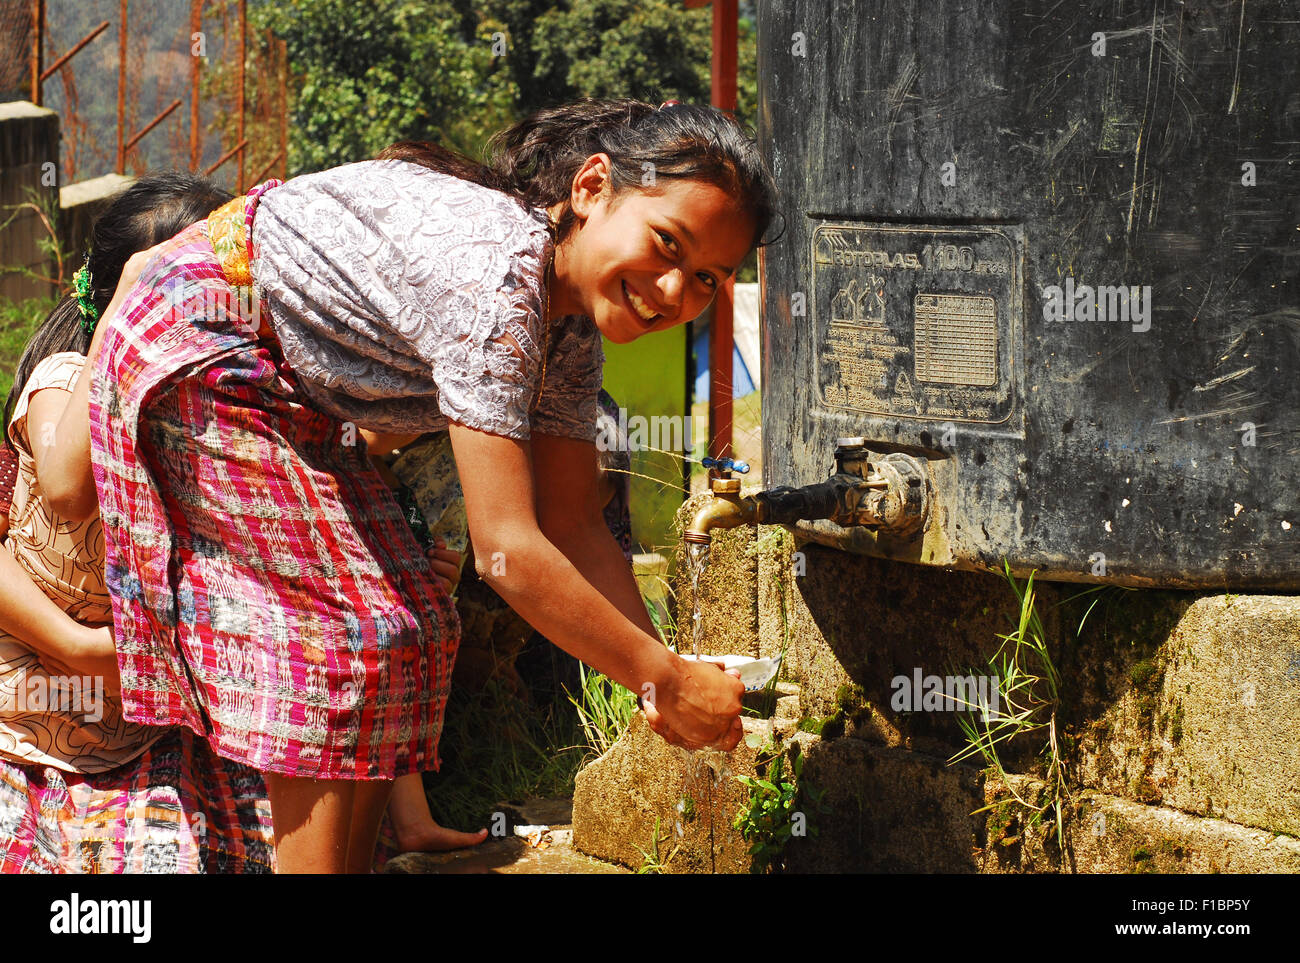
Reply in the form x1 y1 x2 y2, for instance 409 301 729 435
190 0 203 171
235 0 246 192
707 0 738 461
40 21 110 83
278 38 288 180
116 0 127 173
123 98 182 155
204 138 248 176
248 151 281 187
30 0 44 105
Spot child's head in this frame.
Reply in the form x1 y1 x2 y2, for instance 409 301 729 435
380 98 781 343
4 171 232 439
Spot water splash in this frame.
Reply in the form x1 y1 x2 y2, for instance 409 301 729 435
686 541 711 658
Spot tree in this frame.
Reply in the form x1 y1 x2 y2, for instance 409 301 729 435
249 0 518 175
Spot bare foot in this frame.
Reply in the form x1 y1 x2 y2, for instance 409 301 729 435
395 822 490 853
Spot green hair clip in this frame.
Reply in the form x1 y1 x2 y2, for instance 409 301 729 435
72 263 99 335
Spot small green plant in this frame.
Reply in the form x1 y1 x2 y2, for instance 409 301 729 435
1 186 66 288
636 815 679 874
566 661 637 760
733 745 825 873
952 563 1070 842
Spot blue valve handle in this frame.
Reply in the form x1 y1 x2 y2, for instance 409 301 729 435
702 456 750 474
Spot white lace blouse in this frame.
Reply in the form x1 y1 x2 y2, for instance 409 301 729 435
251 159 603 441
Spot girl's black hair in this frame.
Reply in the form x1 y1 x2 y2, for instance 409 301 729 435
379 98 783 250
3 171 233 445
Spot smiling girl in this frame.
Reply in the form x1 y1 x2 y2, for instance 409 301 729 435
82 98 779 873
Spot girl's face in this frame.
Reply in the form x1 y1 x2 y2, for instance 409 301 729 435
550 154 756 344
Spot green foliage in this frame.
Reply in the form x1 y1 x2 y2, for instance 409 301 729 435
0 296 60 401
636 814 679 873
733 746 825 873
423 677 585 830
953 563 1089 844
250 0 518 173
566 661 637 760
251 0 760 179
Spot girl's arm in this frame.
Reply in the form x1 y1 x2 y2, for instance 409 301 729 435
447 422 743 750
0 546 116 684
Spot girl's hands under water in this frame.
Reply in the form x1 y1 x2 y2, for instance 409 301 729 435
643 655 745 751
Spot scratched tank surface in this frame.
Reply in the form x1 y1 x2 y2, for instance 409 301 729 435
756 0 1299 588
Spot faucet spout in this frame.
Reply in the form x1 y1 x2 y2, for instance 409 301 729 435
684 479 759 544
683 447 930 545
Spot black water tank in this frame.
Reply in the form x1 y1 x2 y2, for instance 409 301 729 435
757 0 1299 589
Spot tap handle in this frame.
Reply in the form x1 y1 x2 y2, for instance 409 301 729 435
702 456 750 475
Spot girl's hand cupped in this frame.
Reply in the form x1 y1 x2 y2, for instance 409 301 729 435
648 657 745 751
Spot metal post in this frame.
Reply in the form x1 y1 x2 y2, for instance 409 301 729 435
707 0 738 460
116 0 127 173
278 38 288 180
30 0 44 105
235 0 245 192
190 0 202 170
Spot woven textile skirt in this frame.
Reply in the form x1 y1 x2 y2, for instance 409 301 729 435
88 191 461 780
0 727 273 873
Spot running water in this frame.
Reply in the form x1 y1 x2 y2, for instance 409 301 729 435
686 541 711 658
678 539 731 869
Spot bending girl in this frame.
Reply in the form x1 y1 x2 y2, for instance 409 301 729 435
83 99 777 872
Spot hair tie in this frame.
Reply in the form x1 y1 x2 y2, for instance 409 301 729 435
72 262 99 335
659 99 681 109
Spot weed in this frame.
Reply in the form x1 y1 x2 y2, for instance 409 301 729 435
952 563 1071 843
637 814 679 874
733 744 826 873
0 295 59 399
566 661 637 761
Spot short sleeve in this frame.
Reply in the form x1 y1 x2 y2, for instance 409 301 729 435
252 159 554 438
529 316 605 443
7 352 85 454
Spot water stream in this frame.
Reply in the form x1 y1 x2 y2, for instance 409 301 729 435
685 541 711 658
678 539 729 870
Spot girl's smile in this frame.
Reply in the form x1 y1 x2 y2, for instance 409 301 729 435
547 154 756 344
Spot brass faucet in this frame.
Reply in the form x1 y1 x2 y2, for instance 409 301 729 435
683 477 758 543
684 442 931 544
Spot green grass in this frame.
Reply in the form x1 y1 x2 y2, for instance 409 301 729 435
423 677 587 831
567 661 638 760
0 296 57 400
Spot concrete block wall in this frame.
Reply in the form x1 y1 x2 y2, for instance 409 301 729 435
0 101 60 302
569 492 1300 872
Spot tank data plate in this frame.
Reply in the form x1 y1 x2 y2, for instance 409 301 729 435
811 223 1023 425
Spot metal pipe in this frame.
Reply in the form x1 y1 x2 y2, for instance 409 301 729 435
277 38 287 179
116 0 126 173
235 0 245 192
190 0 202 170
30 0 45 104
204 138 248 176
123 99 182 154
248 151 282 187
40 21 110 83
706 0 739 462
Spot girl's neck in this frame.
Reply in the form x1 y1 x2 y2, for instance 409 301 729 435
544 205 583 322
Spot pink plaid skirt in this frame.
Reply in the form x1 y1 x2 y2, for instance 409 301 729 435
88 190 461 780
0 727 273 873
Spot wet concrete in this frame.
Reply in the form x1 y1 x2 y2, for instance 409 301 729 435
379 797 629 875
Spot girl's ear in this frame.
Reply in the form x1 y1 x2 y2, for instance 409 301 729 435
570 153 613 221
